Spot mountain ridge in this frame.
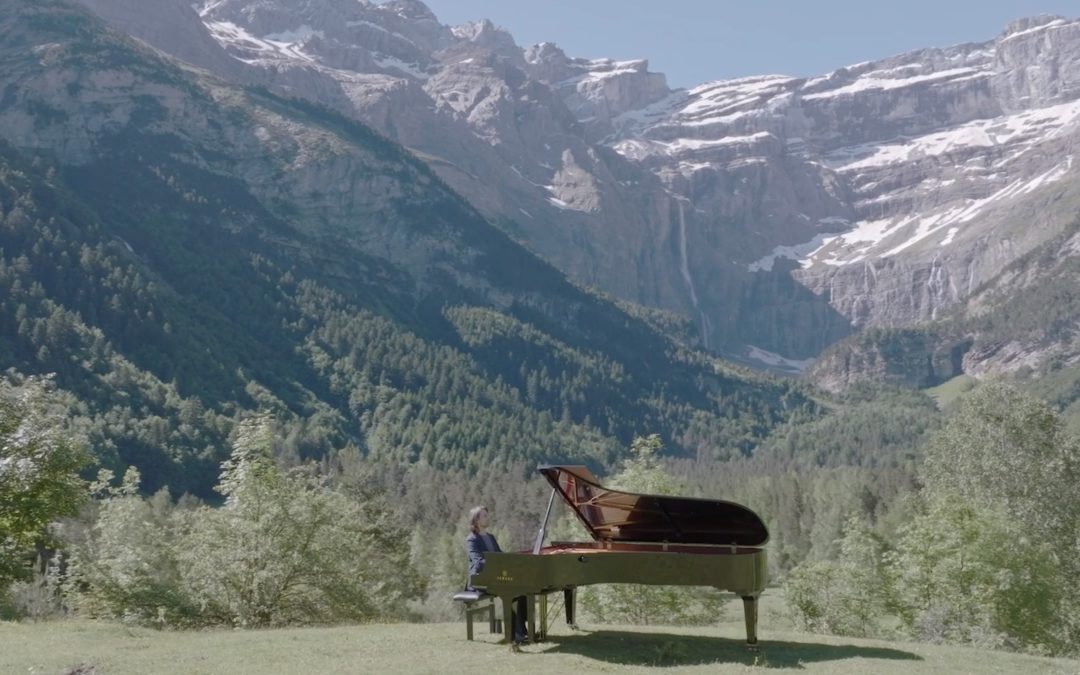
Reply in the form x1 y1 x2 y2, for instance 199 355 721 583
0 0 814 494
72 0 1080 380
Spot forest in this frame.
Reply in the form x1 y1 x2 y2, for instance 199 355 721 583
5 365 1079 657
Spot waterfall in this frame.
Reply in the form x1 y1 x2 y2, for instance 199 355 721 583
677 199 711 348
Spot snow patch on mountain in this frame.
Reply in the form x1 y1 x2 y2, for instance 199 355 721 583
560 58 650 85
264 26 323 44
749 232 837 272
801 67 988 100
1000 17 1068 42
827 99 1080 171
372 54 429 79
796 154 1075 265
613 132 773 160
206 20 316 63
745 346 814 373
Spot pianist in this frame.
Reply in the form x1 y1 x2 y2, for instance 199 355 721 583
465 506 529 644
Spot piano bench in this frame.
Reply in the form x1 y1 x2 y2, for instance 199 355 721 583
453 591 498 640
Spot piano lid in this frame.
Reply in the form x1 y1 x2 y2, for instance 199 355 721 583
539 465 769 547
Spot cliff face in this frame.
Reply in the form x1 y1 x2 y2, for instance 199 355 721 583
73 0 247 79
179 0 691 319
0 0 820 493
602 17 1080 354
73 1 1080 375
22 8 702 346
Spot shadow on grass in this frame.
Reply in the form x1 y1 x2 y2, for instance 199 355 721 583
541 630 922 669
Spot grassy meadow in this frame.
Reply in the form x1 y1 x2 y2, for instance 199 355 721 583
924 374 977 408
4 595 1078 675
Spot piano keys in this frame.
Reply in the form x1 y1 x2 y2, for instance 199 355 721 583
470 465 768 647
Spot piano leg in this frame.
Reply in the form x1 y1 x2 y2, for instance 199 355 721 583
500 596 514 644
527 594 537 642
565 587 577 629
741 595 759 647
538 593 548 641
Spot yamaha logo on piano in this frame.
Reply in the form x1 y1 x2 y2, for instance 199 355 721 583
496 570 513 582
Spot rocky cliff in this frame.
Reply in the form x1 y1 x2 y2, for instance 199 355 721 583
599 16 1080 358
72 0 1080 377
0 0 818 490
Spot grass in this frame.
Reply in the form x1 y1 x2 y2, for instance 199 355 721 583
924 374 977 408
3 611 1079 674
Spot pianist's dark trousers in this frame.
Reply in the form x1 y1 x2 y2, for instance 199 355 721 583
511 595 528 642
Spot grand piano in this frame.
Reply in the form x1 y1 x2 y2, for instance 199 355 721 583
470 465 768 647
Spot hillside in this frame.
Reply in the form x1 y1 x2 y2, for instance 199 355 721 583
70 1 1080 369
807 215 1080 393
0 0 816 496
2 619 1077 675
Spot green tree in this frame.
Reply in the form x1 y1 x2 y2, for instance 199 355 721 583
70 415 423 627
183 416 419 626
922 382 1080 542
785 383 1078 655
578 435 727 625
784 515 891 638
609 435 683 495
885 494 1060 651
0 375 89 588
67 467 197 624
920 382 1080 653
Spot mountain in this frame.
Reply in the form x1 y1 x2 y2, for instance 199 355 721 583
0 0 815 495
807 214 1080 394
191 0 691 319
70 0 837 361
71 1 1080 381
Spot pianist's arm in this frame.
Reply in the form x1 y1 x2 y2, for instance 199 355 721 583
465 532 485 588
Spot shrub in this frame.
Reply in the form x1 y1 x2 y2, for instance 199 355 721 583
0 375 89 592
784 515 891 638
69 416 422 627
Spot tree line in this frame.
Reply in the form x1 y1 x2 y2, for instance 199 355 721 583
783 382 1080 655
4 375 1080 657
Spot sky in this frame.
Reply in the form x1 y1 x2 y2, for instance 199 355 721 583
420 1 1078 88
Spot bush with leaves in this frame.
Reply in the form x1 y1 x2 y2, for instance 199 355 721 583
0 375 89 592
70 415 423 627
922 382 1080 544
67 467 199 624
886 494 1059 651
918 382 1080 653
577 435 727 625
785 382 1079 655
784 515 891 638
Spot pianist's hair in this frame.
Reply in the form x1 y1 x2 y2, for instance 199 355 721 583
468 505 488 533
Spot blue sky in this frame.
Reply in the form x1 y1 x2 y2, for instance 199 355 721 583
421 1 1077 88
